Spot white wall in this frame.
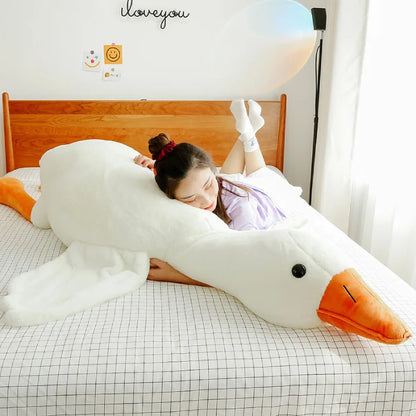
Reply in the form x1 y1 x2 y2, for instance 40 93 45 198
0 0 331 200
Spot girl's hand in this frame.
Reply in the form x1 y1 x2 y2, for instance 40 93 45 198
148 258 210 287
134 154 155 170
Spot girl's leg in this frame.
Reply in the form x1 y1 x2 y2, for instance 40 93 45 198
245 147 266 176
219 138 266 175
226 99 266 176
219 139 245 174
0 177 35 222
220 99 251 174
245 99 266 174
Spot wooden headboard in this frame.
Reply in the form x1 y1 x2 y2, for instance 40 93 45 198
2 92 286 173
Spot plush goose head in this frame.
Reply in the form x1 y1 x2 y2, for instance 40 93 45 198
36 139 411 344
171 224 411 345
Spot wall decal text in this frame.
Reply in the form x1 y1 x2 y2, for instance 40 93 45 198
121 0 190 29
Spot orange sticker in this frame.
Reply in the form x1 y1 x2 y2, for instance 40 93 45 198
104 44 123 64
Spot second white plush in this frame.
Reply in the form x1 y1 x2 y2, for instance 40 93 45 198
25 139 352 328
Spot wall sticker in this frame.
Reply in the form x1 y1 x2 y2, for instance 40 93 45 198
120 0 190 29
82 50 102 72
103 66 122 81
104 44 123 65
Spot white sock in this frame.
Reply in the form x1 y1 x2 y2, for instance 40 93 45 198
243 136 260 152
248 99 265 133
230 99 254 142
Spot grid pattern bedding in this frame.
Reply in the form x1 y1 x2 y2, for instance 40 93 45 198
0 168 415 416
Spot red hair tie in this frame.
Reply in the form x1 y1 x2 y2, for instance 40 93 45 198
153 140 176 161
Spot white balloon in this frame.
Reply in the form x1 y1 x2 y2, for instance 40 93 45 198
213 0 316 94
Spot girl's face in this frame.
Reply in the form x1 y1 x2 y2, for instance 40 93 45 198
174 167 219 211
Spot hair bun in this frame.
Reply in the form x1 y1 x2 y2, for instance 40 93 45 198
148 133 176 162
148 133 171 157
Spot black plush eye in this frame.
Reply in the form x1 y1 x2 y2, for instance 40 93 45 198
292 264 306 278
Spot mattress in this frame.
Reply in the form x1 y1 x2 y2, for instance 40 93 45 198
1 168 415 416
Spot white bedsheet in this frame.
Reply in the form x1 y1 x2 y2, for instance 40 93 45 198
1 168 415 415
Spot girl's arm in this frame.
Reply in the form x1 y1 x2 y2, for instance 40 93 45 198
148 258 211 287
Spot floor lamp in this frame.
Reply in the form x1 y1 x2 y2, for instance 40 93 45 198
308 8 327 205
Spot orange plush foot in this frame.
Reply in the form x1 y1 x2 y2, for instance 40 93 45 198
0 177 36 222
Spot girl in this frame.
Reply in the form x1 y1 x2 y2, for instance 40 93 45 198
134 99 286 286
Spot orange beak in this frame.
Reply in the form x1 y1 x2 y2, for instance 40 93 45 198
317 269 411 344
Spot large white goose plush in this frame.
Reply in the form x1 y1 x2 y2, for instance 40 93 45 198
0 139 411 344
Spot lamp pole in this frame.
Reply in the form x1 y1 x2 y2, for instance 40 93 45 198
309 8 327 205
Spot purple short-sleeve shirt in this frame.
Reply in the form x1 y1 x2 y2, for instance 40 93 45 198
220 180 286 231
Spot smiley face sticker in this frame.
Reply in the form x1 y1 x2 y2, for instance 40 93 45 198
104 44 123 64
82 49 102 72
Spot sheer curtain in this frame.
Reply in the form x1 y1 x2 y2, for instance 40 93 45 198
314 0 416 287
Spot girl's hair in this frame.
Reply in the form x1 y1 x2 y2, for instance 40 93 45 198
149 133 250 225
215 177 251 225
149 133 215 198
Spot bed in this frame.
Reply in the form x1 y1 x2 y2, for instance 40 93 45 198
1 92 415 415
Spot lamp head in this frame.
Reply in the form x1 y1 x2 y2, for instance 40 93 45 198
311 8 327 31
214 0 317 94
